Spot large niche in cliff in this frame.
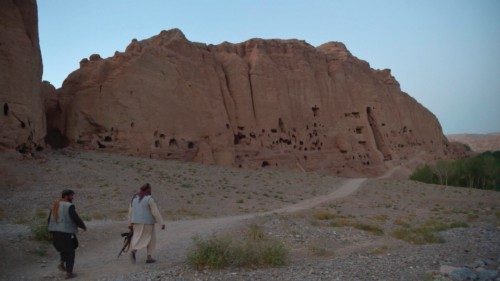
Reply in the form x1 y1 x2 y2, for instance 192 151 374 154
366 107 392 161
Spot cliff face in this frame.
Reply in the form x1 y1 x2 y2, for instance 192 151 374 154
0 0 45 151
55 29 461 175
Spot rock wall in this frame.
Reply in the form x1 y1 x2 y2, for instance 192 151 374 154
0 0 45 151
55 29 462 176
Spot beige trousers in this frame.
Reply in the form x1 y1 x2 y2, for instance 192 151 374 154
130 224 156 256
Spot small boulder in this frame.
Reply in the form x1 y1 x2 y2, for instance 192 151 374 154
471 260 487 269
476 268 498 281
448 267 477 281
441 265 460 275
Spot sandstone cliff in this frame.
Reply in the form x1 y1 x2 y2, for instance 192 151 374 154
0 0 45 151
55 29 463 175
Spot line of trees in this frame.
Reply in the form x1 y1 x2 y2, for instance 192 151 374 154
410 151 500 191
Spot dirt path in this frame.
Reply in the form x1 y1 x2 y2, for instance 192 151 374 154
12 178 367 280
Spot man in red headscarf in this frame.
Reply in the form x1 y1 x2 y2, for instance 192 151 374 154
128 183 165 263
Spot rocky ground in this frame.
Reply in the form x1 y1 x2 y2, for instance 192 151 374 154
121 180 500 281
0 149 341 222
0 150 499 281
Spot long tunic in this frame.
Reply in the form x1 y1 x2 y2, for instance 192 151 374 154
128 197 164 255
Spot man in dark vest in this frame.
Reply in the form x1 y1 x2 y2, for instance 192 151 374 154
48 189 87 279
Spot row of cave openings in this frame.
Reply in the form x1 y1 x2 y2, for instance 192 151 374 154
89 125 197 152
230 105 328 153
231 119 327 152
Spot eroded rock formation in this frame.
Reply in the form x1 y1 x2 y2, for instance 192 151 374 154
54 29 463 175
0 0 45 151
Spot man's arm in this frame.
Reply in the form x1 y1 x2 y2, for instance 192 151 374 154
148 197 165 229
68 205 87 231
47 210 52 225
128 203 133 229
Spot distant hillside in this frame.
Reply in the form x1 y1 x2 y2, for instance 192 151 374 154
447 133 500 152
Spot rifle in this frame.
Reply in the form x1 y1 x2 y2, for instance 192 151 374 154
117 229 133 258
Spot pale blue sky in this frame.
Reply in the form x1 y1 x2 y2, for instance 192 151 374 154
38 0 500 134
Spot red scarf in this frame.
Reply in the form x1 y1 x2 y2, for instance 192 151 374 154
136 188 151 201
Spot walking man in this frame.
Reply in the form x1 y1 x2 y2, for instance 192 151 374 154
48 189 87 279
128 183 165 263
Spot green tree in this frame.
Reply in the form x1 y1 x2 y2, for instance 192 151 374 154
410 164 434 184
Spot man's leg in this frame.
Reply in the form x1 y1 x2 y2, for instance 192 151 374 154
65 248 75 275
59 233 76 278
59 251 67 271
52 232 66 271
146 225 156 263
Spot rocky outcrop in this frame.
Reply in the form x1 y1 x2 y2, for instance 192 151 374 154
0 0 45 152
55 29 463 176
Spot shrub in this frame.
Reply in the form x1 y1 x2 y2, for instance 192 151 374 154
392 226 444 244
80 214 92 221
309 243 332 257
247 224 265 241
313 210 336 220
410 164 434 184
352 222 384 236
187 225 287 269
448 221 469 228
329 218 352 228
391 219 468 244
329 218 384 235
187 235 232 269
92 212 106 220
30 212 51 242
368 246 389 255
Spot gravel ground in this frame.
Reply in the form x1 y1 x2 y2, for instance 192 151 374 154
1 150 499 281
105 179 500 281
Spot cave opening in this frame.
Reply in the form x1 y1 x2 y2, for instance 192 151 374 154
234 132 246 145
97 141 106 148
3 103 8 116
312 105 319 117
169 138 177 147
44 129 69 149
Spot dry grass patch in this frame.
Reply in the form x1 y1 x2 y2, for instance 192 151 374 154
309 243 333 257
392 219 468 244
368 245 389 255
329 217 384 236
370 214 389 222
29 210 51 242
187 224 287 269
313 210 336 220
351 222 384 235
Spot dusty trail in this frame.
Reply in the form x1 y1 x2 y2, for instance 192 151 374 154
12 178 367 280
